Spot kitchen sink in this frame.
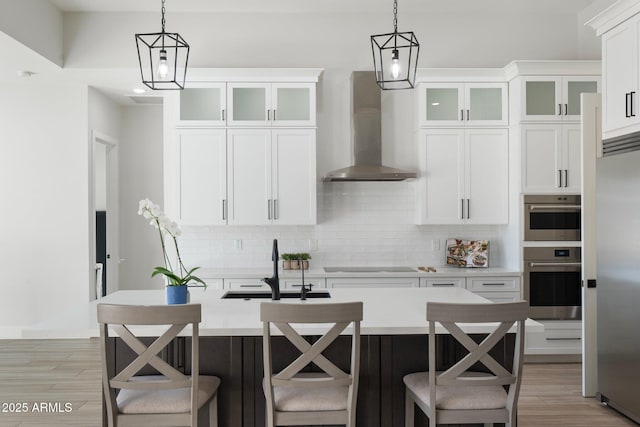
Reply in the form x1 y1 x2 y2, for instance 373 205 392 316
221 291 331 299
323 266 416 273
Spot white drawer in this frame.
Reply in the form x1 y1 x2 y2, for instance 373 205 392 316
474 291 521 303
202 278 224 290
467 276 519 292
225 278 270 290
419 277 465 288
525 320 582 355
326 277 419 288
282 279 326 290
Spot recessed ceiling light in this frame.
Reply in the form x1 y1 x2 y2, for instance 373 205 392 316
133 88 146 94
17 70 36 78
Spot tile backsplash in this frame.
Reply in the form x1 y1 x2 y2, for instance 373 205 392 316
179 182 505 269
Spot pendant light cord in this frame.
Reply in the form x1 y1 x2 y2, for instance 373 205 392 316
393 0 398 32
161 0 166 33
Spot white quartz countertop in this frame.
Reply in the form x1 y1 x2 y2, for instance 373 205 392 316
199 266 521 279
23 288 541 339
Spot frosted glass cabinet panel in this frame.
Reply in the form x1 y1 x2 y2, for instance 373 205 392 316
468 86 505 122
177 83 226 126
228 84 269 125
425 87 462 122
521 76 600 121
419 82 507 127
525 80 559 117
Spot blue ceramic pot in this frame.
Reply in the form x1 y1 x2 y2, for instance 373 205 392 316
166 285 188 304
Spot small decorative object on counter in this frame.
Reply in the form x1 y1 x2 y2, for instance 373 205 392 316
138 199 205 304
446 239 489 268
281 253 311 270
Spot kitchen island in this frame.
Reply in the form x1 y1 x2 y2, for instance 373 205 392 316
25 288 540 427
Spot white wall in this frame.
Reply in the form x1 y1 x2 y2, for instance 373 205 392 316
0 0 63 66
118 105 166 290
0 80 88 335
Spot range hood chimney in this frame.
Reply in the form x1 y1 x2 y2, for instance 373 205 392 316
323 71 417 182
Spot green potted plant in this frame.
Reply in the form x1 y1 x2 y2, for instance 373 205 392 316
138 199 206 304
281 253 312 270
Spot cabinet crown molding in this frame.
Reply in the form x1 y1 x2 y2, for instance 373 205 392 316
415 68 507 83
586 0 640 35
503 60 601 81
183 68 324 83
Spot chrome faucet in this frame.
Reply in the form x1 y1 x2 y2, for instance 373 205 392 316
262 239 280 300
300 257 310 300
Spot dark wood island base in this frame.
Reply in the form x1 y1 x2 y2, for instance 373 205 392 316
112 334 514 427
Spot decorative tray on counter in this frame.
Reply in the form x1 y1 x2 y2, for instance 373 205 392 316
446 239 489 268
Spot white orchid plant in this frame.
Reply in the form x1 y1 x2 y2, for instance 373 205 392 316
138 199 205 288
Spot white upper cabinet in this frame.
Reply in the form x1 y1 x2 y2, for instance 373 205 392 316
416 128 508 225
601 14 640 137
521 124 581 194
177 129 227 225
226 128 316 225
227 82 316 127
418 82 508 127
520 76 600 122
176 83 227 127
271 129 317 225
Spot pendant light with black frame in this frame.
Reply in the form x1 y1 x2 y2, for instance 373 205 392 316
370 0 420 90
135 0 190 90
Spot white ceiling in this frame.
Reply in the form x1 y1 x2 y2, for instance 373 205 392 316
48 0 605 15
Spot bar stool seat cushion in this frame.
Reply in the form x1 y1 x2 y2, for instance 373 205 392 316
117 375 221 414
404 371 507 410
267 373 349 412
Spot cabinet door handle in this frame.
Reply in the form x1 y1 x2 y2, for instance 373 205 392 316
466 198 470 219
626 92 631 118
240 284 264 288
274 199 279 220
564 169 568 188
460 109 464 121
631 92 637 117
466 109 470 121
267 109 271 121
431 283 456 287
222 199 227 220
273 109 277 121
564 103 568 116
461 199 464 219
267 199 272 220
482 283 505 286
558 170 562 188
558 103 562 116
221 109 225 121
546 337 581 341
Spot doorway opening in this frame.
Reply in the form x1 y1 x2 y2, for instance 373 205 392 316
91 131 119 300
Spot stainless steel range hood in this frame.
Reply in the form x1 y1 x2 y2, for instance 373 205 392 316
323 71 417 182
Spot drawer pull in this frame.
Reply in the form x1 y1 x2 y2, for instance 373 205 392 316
239 284 263 288
482 283 505 286
545 337 581 341
432 283 456 287
290 284 314 288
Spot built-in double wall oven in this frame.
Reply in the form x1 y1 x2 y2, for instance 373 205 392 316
522 194 582 320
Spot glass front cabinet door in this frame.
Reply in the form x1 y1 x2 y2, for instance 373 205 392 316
521 76 600 122
177 83 227 126
419 83 507 127
227 82 316 127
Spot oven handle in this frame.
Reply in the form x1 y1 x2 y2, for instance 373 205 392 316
528 262 582 268
528 205 581 211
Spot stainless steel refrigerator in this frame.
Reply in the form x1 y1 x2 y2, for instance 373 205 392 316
596 147 640 423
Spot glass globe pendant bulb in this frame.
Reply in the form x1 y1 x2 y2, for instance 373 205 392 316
157 49 169 79
390 49 400 79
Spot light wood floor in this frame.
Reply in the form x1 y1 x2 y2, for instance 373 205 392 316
0 339 637 427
